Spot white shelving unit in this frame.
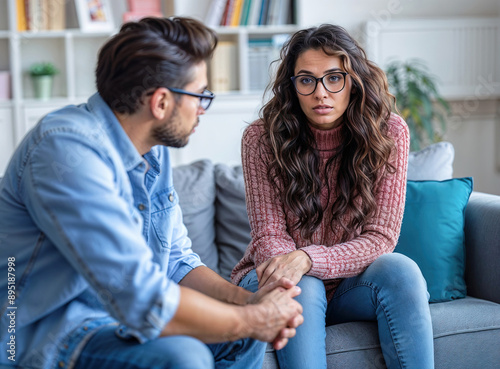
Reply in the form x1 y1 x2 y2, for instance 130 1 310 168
0 0 303 173
0 0 115 174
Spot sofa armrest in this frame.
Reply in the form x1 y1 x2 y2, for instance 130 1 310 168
464 191 500 304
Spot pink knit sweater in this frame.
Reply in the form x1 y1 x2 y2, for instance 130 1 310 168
231 114 410 300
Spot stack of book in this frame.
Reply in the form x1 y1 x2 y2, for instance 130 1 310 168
247 34 287 91
209 41 238 92
205 0 294 28
17 0 66 31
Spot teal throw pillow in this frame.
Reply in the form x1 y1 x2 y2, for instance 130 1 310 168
395 177 473 303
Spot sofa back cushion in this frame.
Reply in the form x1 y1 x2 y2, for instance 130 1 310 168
214 164 252 281
172 160 220 274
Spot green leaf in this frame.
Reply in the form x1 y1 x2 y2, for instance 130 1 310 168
385 59 449 150
29 62 58 76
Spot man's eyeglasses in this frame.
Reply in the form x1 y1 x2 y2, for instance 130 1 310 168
168 87 215 111
146 87 215 111
290 72 348 96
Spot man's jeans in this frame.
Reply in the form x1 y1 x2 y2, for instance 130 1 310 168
70 324 266 369
239 252 434 369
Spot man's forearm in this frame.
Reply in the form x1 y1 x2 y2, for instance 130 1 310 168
179 265 252 305
161 283 303 348
161 285 250 342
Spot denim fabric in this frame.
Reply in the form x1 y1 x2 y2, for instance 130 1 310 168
73 324 215 369
240 253 434 369
0 93 204 368
70 324 266 369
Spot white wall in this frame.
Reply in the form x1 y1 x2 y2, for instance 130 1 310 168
299 0 500 31
446 100 500 195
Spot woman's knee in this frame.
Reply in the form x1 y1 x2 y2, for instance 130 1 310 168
294 275 327 310
369 253 428 296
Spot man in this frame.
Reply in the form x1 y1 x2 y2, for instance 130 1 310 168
0 17 303 369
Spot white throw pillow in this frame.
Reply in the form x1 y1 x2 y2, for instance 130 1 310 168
407 141 454 181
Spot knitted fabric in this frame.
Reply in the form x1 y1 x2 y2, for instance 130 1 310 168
231 114 410 300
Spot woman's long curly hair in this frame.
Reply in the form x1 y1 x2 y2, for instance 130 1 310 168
260 24 396 241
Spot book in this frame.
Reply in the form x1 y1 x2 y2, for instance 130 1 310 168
240 0 253 26
204 0 227 28
248 0 262 26
28 0 44 31
258 0 270 25
248 35 287 90
16 0 27 31
248 39 273 90
266 0 280 25
220 0 232 26
230 0 244 26
47 0 65 30
209 41 237 92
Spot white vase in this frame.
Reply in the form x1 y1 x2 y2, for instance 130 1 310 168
32 75 54 100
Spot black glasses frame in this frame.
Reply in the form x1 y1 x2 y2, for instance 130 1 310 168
290 72 348 96
168 87 215 110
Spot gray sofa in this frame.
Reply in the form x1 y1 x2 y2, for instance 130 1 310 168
172 143 500 369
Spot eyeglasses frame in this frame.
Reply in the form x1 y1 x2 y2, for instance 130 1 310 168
146 87 215 111
167 87 215 110
290 71 349 96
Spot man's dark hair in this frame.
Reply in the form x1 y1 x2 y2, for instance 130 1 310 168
96 17 217 115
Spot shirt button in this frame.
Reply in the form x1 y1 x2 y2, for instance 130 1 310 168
58 361 65 368
138 204 146 211
83 326 88 331
168 193 174 202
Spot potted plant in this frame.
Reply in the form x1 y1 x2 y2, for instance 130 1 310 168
385 59 450 151
29 62 59 100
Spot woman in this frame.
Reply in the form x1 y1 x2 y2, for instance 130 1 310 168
231 24 434 369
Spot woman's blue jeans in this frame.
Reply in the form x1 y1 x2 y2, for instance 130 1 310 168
239 252 434 369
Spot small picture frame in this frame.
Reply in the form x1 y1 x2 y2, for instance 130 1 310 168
75 0 115 33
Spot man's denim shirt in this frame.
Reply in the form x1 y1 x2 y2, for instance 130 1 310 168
0 93 204 368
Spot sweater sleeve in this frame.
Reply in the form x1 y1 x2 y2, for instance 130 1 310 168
240 123 298 267
301 116 410 279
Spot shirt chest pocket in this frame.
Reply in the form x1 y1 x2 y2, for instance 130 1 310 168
150 188 179 253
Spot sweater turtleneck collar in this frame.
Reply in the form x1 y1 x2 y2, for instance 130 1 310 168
308 123 343 152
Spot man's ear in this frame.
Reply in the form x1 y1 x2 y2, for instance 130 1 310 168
149 87 171 119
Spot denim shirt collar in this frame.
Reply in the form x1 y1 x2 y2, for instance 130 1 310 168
87 93 148 172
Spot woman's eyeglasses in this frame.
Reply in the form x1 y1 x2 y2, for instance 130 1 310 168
290 72 348 96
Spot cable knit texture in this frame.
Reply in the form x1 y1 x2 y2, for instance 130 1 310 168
231 114 410 300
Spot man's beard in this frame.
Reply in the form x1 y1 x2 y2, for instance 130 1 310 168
152 105 197 148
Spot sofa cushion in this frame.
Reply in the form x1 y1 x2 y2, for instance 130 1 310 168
431 297 500 368
172 160 219 274
214 164 252 281
395 177 473 302
407 141 454 181
262 297 500 369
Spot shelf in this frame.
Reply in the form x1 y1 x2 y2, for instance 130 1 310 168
214 24 299 35
0 0 305 174
14 29 115 39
